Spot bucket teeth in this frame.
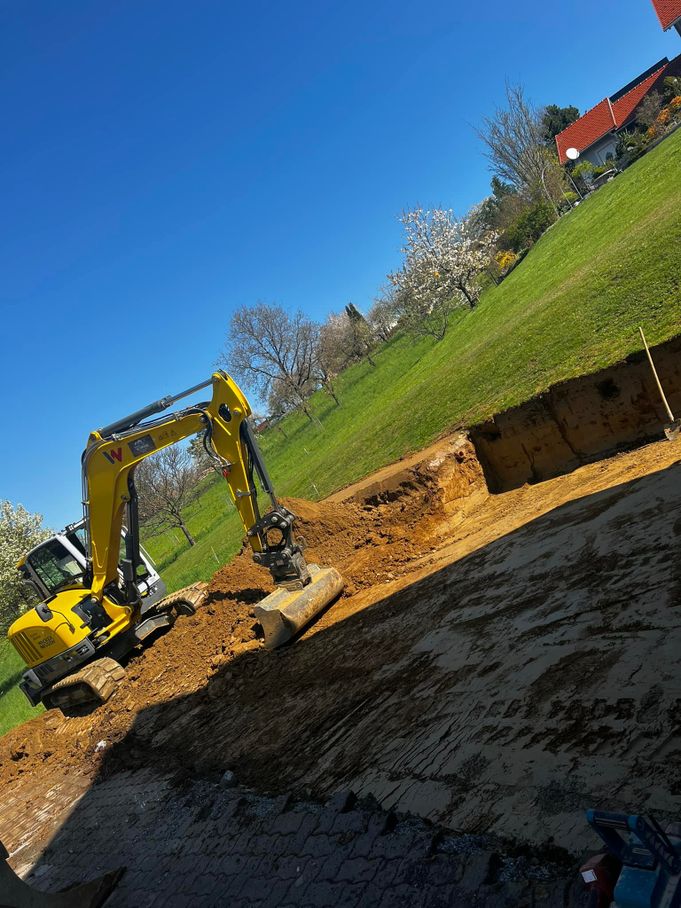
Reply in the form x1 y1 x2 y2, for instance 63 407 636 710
254 565 344 648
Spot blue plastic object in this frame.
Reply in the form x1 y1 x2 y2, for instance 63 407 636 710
585 810 681 908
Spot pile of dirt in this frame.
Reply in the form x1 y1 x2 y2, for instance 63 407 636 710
0 441 474 789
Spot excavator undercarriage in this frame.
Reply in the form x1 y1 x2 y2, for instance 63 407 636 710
40 582 210 712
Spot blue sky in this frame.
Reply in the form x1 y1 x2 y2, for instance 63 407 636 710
1 0 676 528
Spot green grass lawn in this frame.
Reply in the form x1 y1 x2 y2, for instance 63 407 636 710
0 637 43 736
147 129 681 592
2 129 680 738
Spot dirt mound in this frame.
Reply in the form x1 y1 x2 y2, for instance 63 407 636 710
0 442 473 790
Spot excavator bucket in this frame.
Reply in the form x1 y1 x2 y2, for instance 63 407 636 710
0 841 123 908
254 564 344 648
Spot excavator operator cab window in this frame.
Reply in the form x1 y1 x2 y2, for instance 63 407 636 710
65 525 87 557
27 539 85 596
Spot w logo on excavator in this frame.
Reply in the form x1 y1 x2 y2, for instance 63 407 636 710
103 447 123 465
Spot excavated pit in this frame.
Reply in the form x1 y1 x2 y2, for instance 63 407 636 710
470 333 681 492
2 422 681 862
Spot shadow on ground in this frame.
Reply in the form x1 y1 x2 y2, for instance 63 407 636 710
9 460 681 905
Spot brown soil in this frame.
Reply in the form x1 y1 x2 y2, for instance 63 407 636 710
2 432 681 850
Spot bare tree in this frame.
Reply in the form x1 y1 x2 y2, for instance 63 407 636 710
313 324 342 405
136 447 201 547
477 84 564 214
188 433 214 475
266 380 296 436
314 304 378 400
224 304 318 423
368 289 399 343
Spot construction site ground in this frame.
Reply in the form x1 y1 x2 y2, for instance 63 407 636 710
2 431 681 903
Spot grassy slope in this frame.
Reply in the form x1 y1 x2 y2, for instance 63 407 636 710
147 129 681 591
0 638 43 736
2 130 680 736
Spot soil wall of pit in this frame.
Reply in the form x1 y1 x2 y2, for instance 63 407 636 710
470 334 681 492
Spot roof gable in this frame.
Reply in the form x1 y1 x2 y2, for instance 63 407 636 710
650 0 681 29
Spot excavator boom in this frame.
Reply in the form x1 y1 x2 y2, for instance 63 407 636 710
82 372 314 602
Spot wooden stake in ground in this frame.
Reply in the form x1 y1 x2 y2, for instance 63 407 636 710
638 326 681 440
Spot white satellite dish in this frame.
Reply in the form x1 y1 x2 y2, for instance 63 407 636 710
566 147 580 161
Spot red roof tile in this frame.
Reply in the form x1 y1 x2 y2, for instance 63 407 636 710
555 99 615 164
611 63 669 125
650 0 681 29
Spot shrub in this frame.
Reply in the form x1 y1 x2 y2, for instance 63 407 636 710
570 160 595 192
662 76 681 103
502 200 556 253
615 130 651 168
495 249 518 272
572 161 595 179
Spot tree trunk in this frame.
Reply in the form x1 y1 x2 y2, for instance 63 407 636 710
178 522 195 546
325 383 341 405
302 401 323 429
540 167 561 219
458 283 478 309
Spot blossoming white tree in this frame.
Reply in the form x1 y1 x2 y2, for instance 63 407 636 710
388 208 498 340
0 500 50 632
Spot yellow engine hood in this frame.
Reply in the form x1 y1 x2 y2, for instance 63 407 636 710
8 589 94 667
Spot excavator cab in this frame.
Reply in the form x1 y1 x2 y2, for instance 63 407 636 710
18 522 166 609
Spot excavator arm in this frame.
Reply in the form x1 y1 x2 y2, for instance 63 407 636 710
82 371 309 606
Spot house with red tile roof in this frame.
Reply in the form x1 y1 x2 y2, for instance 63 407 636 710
555 55 681 164
650 0 681 34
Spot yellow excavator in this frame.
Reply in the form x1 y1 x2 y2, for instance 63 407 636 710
7 371 343 712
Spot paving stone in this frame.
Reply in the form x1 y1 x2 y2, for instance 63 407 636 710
421 854 466 887
326 790 358 814
261 879 293 908
460 852 494 891
298 879 342 907
314 847 349 882
300 832 336 859
273 811 305 836
369 832 416 861
335 856 377 884
329 810 367 837
5 771 580 908
289 812 320 852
